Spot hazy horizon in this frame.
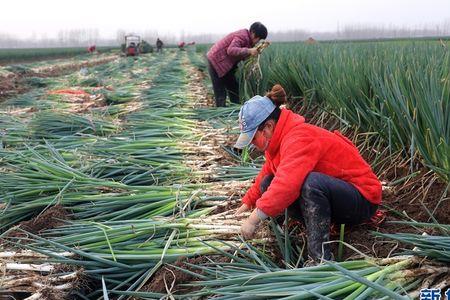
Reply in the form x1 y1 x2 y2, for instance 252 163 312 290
1 0 449 39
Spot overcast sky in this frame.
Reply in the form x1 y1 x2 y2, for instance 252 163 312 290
1 0 450 38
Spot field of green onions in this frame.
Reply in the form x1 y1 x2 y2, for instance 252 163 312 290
1 43 449 299
239 40 450 183
0 47 118 65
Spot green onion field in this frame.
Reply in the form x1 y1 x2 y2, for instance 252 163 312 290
0 41 448 299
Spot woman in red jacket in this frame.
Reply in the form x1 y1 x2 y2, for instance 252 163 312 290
235 84 381 264
207 22 268 107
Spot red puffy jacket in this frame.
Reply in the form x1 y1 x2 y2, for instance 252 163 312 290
242 109 382 217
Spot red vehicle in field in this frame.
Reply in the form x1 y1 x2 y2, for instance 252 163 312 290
87 45 96 53
124 35 140 57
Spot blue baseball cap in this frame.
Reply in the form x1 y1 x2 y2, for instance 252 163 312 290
234 95 276 149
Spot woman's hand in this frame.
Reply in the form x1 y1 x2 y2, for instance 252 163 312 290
240 209 264 239
248 48 259 56
235 203 250 215
241 216 258 239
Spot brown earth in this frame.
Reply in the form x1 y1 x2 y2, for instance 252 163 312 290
0 55 117 102
0 74 29 99
6 205 71 238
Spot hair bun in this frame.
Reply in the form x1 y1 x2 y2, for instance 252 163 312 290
266 84 286 106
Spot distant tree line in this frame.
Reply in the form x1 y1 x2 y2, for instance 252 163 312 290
0 29 116 48
1 22 450 48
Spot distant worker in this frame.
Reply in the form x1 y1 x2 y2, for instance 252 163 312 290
207 22 268 107
178 41 186 51
87 45 96 53
156 38 164 53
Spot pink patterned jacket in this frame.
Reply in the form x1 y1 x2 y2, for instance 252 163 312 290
207 29 252 78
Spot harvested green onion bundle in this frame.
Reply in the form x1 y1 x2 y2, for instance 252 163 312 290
0 143 216 229
30 111 120 138
374 221 450 263
2 217 241 298
167 242 445 300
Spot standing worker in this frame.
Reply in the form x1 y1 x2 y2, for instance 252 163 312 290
234 84 381 265
207 22 268 107
156 38 164 53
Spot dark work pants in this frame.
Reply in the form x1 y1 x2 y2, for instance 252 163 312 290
207 60 240 107
260 172 378 262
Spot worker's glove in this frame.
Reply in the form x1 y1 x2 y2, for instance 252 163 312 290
235 203 250 216
241 217 258 239
241 209 267 239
